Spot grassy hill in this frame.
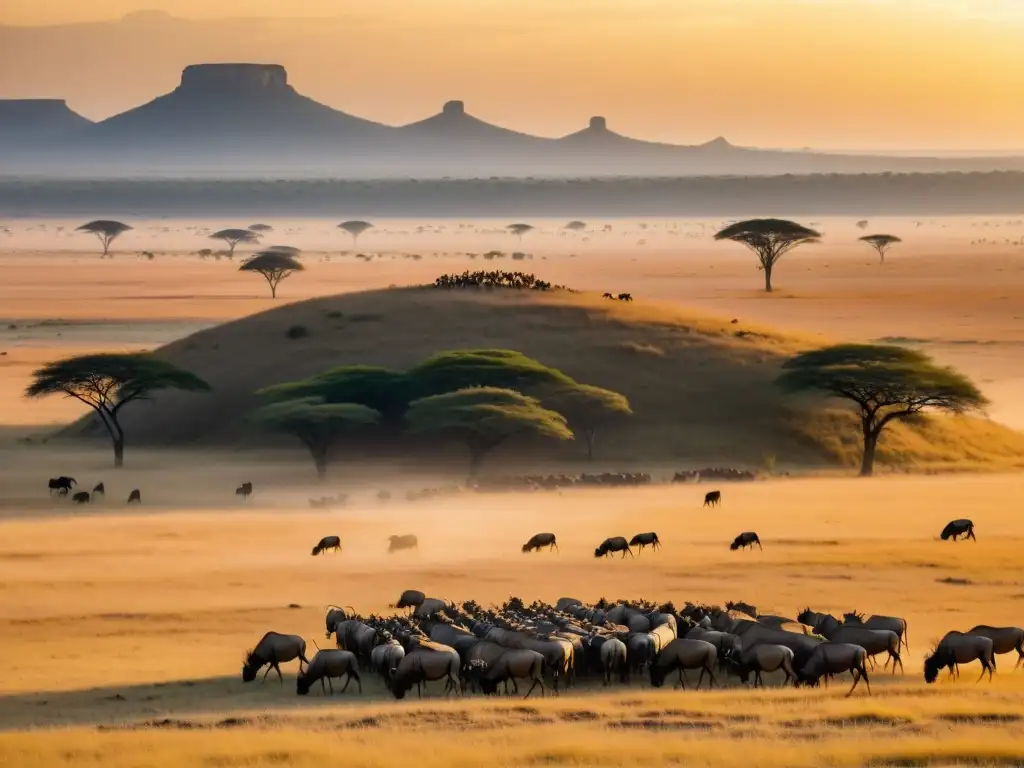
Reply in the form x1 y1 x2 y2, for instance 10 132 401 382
68 287 1024 472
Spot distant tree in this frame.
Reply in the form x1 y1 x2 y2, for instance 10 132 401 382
239 251 304 298
542 384 632 460
76 220 132 257
257 366 409 427
777 344 987 477
856 219 869 230
339 220 373 244
564 221 587 231
714 219 821 292
405 349 577 401
210 228 261 258
405 387 573 479
248 223 274 233
25 353 210 467
250 397 380 481
860 234 902 264
508 223 534 242
265 244 302 256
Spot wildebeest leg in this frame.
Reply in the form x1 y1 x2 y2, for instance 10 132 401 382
274 663 283 685
894 652 904 675
705 665 717 689
511 678 520 694
261 665 273 683
695 667 706 691
753 670 762 689
524 677 542 699
676 668 687 690
847 669 862 697
320 677 327 695
626 547 634 558
1015 648 1024 669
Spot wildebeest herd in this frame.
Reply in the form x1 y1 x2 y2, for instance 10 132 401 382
241 593 1023 700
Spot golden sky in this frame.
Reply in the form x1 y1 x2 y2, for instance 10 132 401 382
2 0 1023 150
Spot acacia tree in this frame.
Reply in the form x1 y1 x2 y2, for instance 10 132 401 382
338 220 373 244
777 344 987 477
508 223 534 242
248 223 273 233
714 219 821 292
405 387 573 479
860 234 902 264
76 220 132 257
542 384 632 460
210 228 261 258
239 251 304 298
406 349 577 401
258 366 410 428
26 353 210 467
250 398 380 481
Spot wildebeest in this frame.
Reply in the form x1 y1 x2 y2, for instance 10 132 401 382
478 650 546 698
733 644 796 688
522 532 559 553
730 532 762 551
241 632 309 684
311 535 342 556
72 491 90 504
92 482 105 498
940 518 976 542
599 637 629 685
842 611 910 652
797 643 871 696
126 489 141 504
335 619 378 660
595 536 634 558
617 293 633 301
414 598 452 619
629 532 661 552
388 534 418 553
390 643 461 699
236 482 253 499
296 650 361 695
924 631 995 683
966 625 1024 668
48 476 76 496
704 490 721 507
323 605 355 639
649 639 718 690
394 589 426 612
814 616 903 674
370 639 405 682
602 292 614 299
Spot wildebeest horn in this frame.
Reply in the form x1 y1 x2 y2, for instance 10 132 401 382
312 639 322 652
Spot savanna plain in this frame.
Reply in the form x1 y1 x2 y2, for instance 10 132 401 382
2 216 1024 766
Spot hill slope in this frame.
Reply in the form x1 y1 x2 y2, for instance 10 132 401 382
70 289 1024 471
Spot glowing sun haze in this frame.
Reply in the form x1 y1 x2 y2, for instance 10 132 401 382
1 0 1020 150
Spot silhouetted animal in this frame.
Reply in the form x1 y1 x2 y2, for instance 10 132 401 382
940 519 976 541
522 532 559 553
734 644 796 688
390 644 461 699
323 605 355 639
92 482 105 498
649 639 718 690
72 491 90 504
296 650 361 696
127 489 141 504
704 490 721 507
394 590 426 612
966 625 1024 669
730 532 762 551
370 639 405 682
48 476 76 496
602 292 614 299
311 536 342 556
617 293 633 301
797 643 871 696
924 631 995 683
629 532 661 552
478 650 546 698
241 632 309 684
842 611 909 652
388 534 418 553
236 482 253 499
599 638 629 685
595 536 633 558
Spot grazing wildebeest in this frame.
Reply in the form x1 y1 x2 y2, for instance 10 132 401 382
649 639 718 690
126 489 141 504
595 536 634 558
522 532 559 553
629 532 661 552
617 293 633 301
388 534 418 553
48 477 76 496
296 650 361 695
478 650 546 698
704 490 721 507
924 631 995 683
311 536 341 556
797 643 871 696
241 632 309 684
940 518 976 542
72 491 90 504
734 644 796 688
602 292 614 299
730 532 762 551
390 644 461 699
966 626 1024 669
92 482 105 498
236 482 253 499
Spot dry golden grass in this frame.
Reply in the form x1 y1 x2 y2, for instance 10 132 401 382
2 473 1024 765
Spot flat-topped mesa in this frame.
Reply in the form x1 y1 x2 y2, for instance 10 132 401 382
589 116 608 131
178 63 291 96
442 100 466 117
0 99 92 136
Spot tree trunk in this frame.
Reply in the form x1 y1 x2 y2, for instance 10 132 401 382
763 262 774 292
113 436 125 468
584 428 596 461
860 425 879 477
270 281 277 299
314 452 327 482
